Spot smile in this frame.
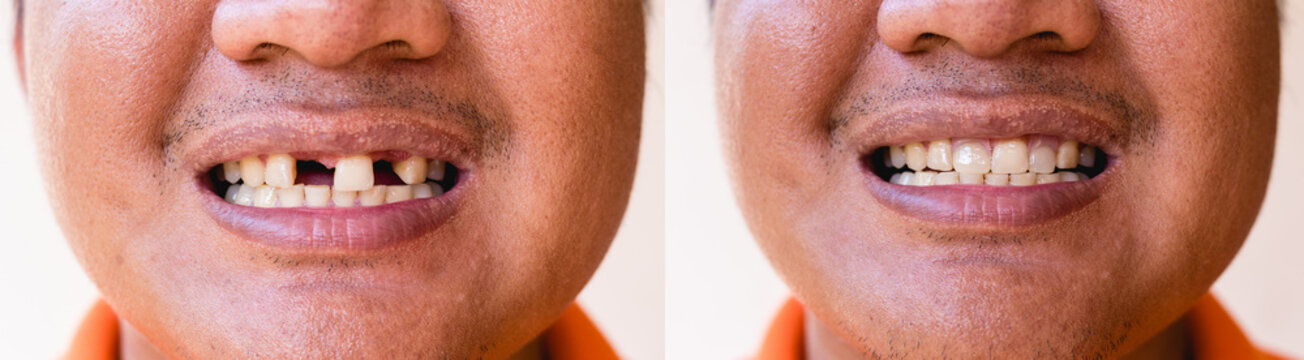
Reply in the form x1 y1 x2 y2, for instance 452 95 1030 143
867 135 1106 186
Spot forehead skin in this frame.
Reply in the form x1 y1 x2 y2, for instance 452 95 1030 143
715 0 1277 358
20 0 643 358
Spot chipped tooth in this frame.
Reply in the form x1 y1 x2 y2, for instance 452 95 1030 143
304 185 331 207
896 172 916 186
239 156 265 186
253 185 277 208
952 139 991 174
224 185 241 203
904 142 927 171
234 185 255 206
393 156 428 185
1028 138 1056 174
1036 173 1060 184
1079 145 1097 167
332 190 358 208
223 161 241 183
276 185 304 208
889 146 906 169
427 159 447 181
959 173 984 184
264 154 297 188
926 139 953 171
1009 173 1037 186
1057 141 1079 169
933 171 958 185
1060 172 1081 182
913 171 936 186
386 185 413 203
990 137 1029 174
359 185 388 206
334 155 374 191
985 174 1010 186
412 183 435 199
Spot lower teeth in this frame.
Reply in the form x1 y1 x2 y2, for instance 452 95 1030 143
889 170 1085 186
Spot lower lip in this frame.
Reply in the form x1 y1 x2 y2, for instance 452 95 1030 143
198 180 465 251
865 171 1105 226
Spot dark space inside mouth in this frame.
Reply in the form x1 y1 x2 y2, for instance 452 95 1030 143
208 160 461 196
863 146 1108 182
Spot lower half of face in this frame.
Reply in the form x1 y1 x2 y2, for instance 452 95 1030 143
716 0 1277 357
25 1 644 358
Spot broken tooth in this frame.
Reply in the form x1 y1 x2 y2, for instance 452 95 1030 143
984 173 1010 186
926 139 953 171
952 139 991 174
359 185 388 206
990 137 1029 174
276 185 305 208
264 154 297 188
304 185 331 207
904 142 927 171
933 171 958 185
334 155 374 192
1009 173 1037 186
332 190 358 208
223 161 241 184
234 185 255 206
393 156 428 185
427 159 446 181
889 146 906 169
1057 141 1079 169
253 185 277 208
386 185 413 203
239 156 265 187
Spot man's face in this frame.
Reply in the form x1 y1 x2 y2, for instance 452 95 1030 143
715 0 1277 357
19 0 642 358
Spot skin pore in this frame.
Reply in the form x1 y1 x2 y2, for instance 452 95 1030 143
714 0 1277 359
16 0 643 359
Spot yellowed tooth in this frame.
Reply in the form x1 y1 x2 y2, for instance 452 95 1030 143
264 154 297 188
1028 142 1056 174
332 190 357 208
896 172 916 185
952 139 991 174
1060 172 1081 182
933 171 958 185
1079 145 1097 167
914 171 937 186
1036 173 1060 184
1057 141 1079 169
276 185 304 208
393 156 428 185
427 159 447 181
304 185 331 207
239 156 265 186
904 142 927 171
359 185 387 206
253 185 277 208
234 185 255 206
334 155 374 191
1010 173 1037 186
959 173 984 184
386 185 413 204
223 161 241 184
990 138 1029 174
224 185 241 203
888 146 906 169
926 139 953 171
412 183 435 199
984 174 1009 186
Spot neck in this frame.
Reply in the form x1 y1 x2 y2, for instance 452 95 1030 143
804 310 1191 360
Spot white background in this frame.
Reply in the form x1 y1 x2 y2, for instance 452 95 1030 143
0 1 665 358
665 1 1304 359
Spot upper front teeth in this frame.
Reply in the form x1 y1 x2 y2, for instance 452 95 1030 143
219 154 450 208
885 136 1100 186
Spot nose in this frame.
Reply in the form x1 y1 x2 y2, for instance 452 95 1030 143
212 0 452 67
877 0 1100 57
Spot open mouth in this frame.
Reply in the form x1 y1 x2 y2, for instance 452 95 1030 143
208 152 462 208
864 135 1108 186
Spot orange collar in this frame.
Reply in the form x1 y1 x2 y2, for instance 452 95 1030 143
65 300 618 360
758 294 1284 360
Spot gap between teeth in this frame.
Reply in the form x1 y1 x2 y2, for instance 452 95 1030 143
220 154 449 208
885 135 1098 186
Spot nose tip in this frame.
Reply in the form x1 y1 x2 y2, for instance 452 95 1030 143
212 0 452 67
877 0 1100 57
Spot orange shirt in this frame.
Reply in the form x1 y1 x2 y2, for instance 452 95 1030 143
759 294 1287 360
65 300 618 360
